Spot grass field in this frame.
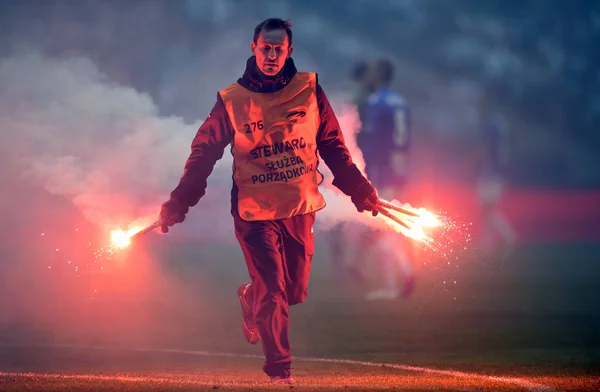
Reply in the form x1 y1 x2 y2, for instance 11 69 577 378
0 235 599 391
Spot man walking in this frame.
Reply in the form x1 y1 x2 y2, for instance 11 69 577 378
158 19 380 384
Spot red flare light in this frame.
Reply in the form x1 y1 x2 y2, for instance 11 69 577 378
109 219 162 249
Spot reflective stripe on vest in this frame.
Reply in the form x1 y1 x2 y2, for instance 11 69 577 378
220 72 326 221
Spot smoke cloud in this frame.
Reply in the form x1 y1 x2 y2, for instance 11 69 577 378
0 2 465 353
1 52 385 262
1 51 195 229
0 47 379 345
0 1 422 357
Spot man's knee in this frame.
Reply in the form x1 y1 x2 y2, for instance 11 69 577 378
287 286 308 306
257 284 307 307
254 286 287 317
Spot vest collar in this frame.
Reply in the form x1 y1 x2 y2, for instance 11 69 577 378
238 56 297 93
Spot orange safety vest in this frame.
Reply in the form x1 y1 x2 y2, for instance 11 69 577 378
219 72 326 221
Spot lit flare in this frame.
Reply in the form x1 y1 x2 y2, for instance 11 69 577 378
378 200 441 242
110 226 142 249
109 219 162 249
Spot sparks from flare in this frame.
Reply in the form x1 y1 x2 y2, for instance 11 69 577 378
378 200 473 261
44 218 156 299
377 201 473 297
379 202 442 243
43 227 116 299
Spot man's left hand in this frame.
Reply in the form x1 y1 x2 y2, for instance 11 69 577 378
159 198 189 233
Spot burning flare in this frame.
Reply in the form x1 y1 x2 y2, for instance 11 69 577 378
110 226 143 249
109 219 163 249
404 208 441 241
378 199 441 242
377 198 473 262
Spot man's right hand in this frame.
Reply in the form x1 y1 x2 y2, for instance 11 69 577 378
159 198 189 233
351 182 381 217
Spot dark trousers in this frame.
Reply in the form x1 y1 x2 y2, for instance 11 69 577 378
233 210 315 376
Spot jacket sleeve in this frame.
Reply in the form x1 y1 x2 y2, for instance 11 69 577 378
316 83 372 197
170 94 235 207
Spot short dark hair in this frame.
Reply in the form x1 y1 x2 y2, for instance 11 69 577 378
253 18 293 45
376 59 395 84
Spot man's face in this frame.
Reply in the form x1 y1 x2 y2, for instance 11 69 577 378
251 29 293 76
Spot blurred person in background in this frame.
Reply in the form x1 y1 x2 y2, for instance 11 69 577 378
158 18 382 384
328 60 374 286
475 98 516 253
356 59 416 300
351 60 376 151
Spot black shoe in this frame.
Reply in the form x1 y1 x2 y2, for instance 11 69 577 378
237 283 260 345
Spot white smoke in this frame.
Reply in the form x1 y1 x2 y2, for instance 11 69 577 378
1 50 378 244
1 51 200 231
316 103 376 231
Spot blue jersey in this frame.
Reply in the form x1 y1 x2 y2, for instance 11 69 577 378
360 88 411 187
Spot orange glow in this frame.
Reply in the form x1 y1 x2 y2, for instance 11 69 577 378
109 222 151 249
406 208 441 240
108 216 160 249
416 209 440 227
110 227 137 249
380 203 441 243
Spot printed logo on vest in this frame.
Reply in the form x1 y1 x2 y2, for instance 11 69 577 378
286 110 307 125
